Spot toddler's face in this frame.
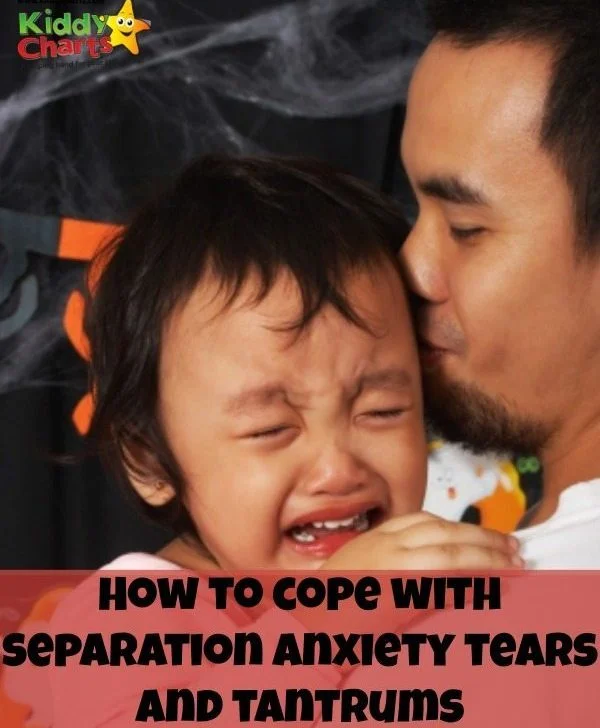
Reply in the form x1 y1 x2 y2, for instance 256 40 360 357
157 262 427 569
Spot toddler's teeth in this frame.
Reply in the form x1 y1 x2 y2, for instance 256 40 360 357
292 530 316 543
355 513 369 531
290 510 373 542
322 515 363 529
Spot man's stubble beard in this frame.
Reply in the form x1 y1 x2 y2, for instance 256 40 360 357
422 368 553 457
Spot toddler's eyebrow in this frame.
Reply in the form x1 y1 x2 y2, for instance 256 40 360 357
353 367 413 396
224 368 413 415
224 385 286 415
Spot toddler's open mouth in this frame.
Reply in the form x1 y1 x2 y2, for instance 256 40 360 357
284 507 383 558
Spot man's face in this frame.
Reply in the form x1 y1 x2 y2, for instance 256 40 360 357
400 38 600 454
158 263 427 569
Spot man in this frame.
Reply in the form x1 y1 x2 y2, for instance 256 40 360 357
399 0 600 567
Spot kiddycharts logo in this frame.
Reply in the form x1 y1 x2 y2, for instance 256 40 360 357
17 0 151 61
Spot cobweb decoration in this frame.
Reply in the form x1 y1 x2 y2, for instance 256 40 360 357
0 0 428 219
0 0 429 392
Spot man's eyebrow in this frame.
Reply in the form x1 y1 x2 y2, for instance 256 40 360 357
224 385 286 415
355 367 413 394
418 175 489 206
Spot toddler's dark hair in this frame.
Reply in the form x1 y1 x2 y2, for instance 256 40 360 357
85 154 411 539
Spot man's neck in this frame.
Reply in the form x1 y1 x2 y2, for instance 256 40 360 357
529 419 600 527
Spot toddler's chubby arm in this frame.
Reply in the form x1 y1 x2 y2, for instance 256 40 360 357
320 511 522 571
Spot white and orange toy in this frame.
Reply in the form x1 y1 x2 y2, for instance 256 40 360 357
424 441 527 533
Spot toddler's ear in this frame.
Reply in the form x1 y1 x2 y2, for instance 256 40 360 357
122 443 176 507
132 478 176 507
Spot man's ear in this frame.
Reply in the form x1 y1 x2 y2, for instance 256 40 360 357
122 443 176 508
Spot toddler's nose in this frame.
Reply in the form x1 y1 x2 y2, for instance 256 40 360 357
301 446 369 497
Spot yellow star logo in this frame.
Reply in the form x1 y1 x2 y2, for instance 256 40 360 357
102 0 150 56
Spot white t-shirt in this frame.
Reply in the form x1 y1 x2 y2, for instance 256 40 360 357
516 479 600 569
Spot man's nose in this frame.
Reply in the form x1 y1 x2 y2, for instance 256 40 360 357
301 445 370 498
398 220 448 305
